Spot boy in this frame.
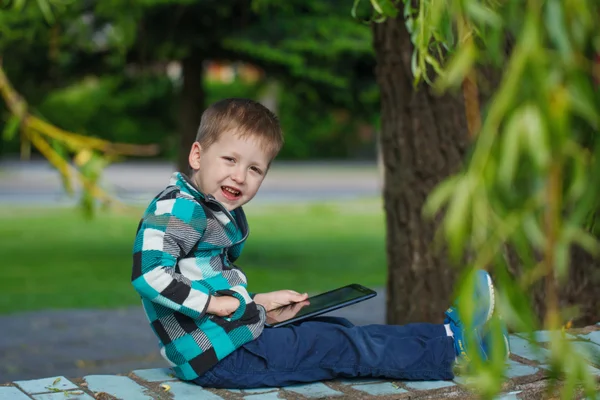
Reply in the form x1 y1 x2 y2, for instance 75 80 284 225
131 98 509 389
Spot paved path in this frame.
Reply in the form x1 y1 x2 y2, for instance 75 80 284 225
0 290 386 383
0 159 382 205
2 326 599 399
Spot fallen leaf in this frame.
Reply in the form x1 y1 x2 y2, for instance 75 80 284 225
52 377 62 385
160 383 171 392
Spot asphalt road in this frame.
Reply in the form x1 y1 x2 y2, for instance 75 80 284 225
0 159 382 205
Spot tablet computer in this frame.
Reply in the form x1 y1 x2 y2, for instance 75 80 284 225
264 284 377 328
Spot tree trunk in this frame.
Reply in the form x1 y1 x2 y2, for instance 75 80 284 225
373 16 470 324
177 55 205 173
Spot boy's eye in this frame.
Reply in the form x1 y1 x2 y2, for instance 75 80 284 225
250 166 263 175
223 157 235 162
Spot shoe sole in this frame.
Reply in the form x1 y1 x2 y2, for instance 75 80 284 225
483 272 495 323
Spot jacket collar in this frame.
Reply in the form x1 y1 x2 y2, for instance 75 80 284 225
170 172 205 201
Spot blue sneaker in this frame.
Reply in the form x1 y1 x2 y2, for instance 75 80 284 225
481 316 511 362
445 269 496 362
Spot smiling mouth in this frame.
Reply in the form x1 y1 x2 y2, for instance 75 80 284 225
221 186 241 200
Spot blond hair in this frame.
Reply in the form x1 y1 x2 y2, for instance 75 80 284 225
196 98 283 160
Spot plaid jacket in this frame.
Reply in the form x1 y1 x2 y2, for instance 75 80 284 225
131 172 265 380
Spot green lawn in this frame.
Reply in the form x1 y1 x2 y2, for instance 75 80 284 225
0 201 386 314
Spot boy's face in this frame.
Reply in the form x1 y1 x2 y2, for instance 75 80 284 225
189 129 272 211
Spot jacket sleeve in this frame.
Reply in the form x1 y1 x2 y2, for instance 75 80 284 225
131 195 211 320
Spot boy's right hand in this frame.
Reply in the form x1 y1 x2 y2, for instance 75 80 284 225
207 295 240 317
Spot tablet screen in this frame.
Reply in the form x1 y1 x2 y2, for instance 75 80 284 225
265 284 376 327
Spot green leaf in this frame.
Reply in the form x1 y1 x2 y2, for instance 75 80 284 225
554 241 569 281
567 77 599 129
351 0 366 20
565 226 599 257
444 177 473 260
495 267 539 334
35 0 55 23
521 105 550 172
13 0 27 11
436 42 476 91
498 109 524 189
544 0 571 61
465 1 502 28
2 115 20 142
369 0 397 18
522 214 545 249
423 175 459 217
564 149 587 202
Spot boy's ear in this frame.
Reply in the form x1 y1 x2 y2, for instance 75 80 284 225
188 142 202 170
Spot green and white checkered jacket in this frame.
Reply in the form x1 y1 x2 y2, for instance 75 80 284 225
131 172 265 380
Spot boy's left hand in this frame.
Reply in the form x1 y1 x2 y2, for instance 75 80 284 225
253 290 309 312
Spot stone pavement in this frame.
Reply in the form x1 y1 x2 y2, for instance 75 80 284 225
2 326 598 400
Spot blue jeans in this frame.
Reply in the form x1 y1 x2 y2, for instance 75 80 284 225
192 317 456 389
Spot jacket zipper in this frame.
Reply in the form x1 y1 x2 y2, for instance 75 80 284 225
204 194 249 246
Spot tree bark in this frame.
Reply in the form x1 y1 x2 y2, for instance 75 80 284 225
178 54 205 173
373 16 470 324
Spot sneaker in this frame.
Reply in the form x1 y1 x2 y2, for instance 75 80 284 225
481 316 511 362
445 269 496 362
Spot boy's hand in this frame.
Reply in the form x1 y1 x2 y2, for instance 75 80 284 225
253 290 309 312
207 295 240 317
265 298 311 325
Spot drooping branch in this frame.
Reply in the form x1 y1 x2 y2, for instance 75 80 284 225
0 57 160 212
0 60 159 156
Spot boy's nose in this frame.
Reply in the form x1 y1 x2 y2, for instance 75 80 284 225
231 168 246 184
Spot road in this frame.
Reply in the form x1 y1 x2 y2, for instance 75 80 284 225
0 159 382 205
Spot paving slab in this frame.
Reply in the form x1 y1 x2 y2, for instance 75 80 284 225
85 375 154 400
284 382 343 398
0 387 31 400
14 377 78 395
403 380 456 390
506 360 539 378
32 392 93 400
132 368 177 382
244 392 282 400
351 382 407 395
166 381 224 399
496 391 521 400
581 330 600 346
509 335 550 363
573 341 600 360
527 330 576 342
242 387 279 394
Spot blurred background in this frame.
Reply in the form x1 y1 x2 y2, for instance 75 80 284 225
0 0 388 382
1 0 599 391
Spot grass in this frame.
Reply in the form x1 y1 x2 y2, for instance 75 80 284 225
0 200 386 314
